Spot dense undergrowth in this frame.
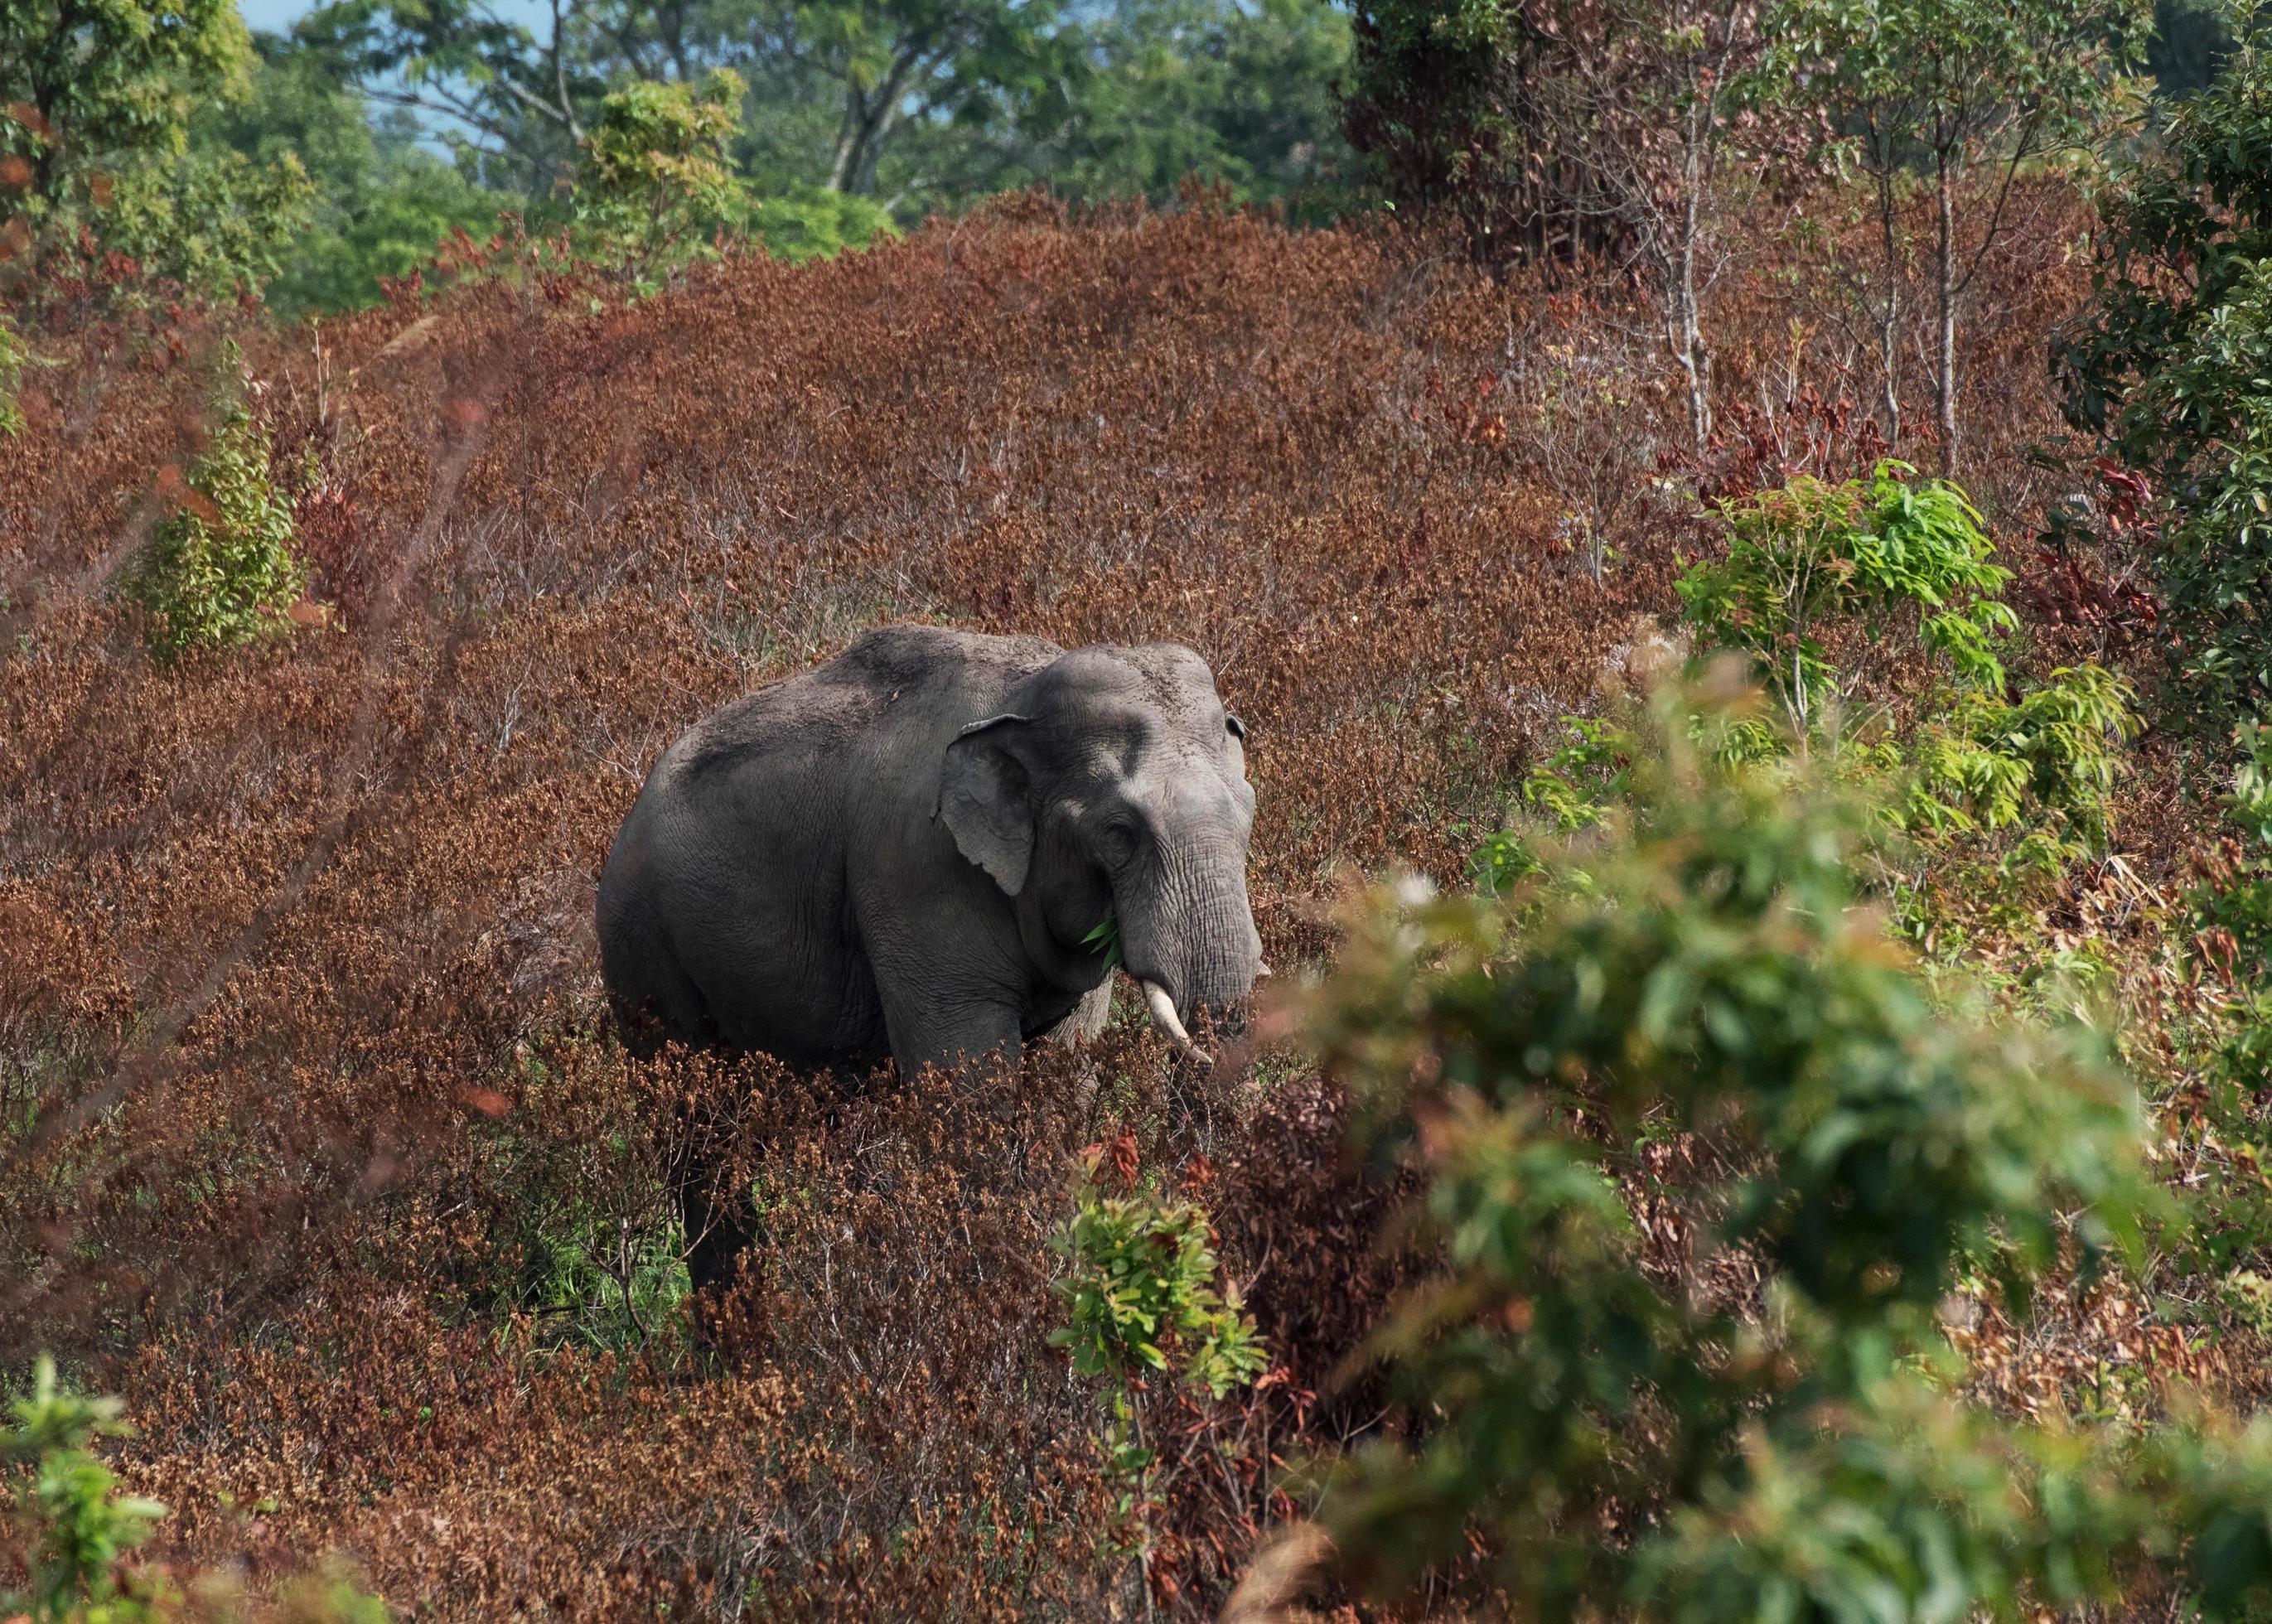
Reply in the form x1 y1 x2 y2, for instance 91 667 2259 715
0 173 2260 1617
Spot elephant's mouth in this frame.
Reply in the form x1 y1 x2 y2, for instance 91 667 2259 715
1134 964 1268 1067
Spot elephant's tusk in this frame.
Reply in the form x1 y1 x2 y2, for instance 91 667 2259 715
1140 979 1212 1066
1254 962 1272 979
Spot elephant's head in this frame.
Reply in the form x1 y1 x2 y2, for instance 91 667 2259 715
936 642 1264 1061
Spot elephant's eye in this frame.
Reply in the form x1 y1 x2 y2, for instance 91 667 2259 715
1225 714 1247 742
1096 819 1141 868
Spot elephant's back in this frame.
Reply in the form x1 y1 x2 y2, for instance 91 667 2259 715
669 624 1061 785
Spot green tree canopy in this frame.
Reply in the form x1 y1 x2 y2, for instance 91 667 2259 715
0 0 254 199
1305 684 2272 1618
2060 0 2272 727
291 0 1350 220
191 33 512 312
1 0 321 300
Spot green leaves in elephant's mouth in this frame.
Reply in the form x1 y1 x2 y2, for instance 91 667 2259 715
1081 914 1124 972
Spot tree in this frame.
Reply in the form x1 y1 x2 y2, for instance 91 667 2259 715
1563 0 1805 447
1339 0 1583 259
1775 0 2153 470
1335 0 1806 440
297 0 1354 223
2149 0 2238 94
2058 0 2272 728
301 0 1086 210
577 68 747 251
0 2 324 302
294 0 604 196
0 0 254 202
1293 682 2272 1618
732 0 1094 210
1006 0 1351 210
193 34 514 313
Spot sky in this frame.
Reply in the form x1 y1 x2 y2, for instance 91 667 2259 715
238 0 321 32
237 0 552 37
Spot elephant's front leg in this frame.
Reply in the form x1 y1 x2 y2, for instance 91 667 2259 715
1044 979 1114 1051
887 999 1027 1082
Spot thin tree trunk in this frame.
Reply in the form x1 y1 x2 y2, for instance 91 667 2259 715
1676 124 1711 449
826 90 869 191
1874 166 1902 452
548 0 585 143
826 36 940 195
1935 154 1958 476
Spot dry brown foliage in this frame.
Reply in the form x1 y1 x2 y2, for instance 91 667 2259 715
0 186 2136 1618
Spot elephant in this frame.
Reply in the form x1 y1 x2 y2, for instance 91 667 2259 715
596 623 1266 1293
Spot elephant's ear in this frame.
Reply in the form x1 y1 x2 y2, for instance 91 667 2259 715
938 713 1037 896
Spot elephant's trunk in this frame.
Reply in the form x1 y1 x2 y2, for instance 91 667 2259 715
1123 826 1263 1065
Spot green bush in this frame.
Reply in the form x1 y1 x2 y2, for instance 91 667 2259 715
4 1356 173 1623
569 71 894 282
2124 257 2272 724
94 149 317 299
1675 460 2018 734
1049 1175 1264 1402
117 401 309 661
1307 682 2272 1617
1486 465 2139 902
2 1356 391 1622
743 187 897 265
577 70 752 259
1048 1156 1265 1502
0 311 33 436
2175 720 2272 1284
1901 661 2140 868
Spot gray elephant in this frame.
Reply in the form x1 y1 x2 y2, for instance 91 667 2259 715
596 624 1265 1292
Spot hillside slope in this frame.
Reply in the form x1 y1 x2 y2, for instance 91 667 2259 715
0 197 2090 1616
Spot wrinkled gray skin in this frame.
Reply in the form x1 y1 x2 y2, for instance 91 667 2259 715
597 625 1264 1291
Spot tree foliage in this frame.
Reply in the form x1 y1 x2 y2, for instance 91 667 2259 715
1338 0 1588 258
0 0 317 300
1305 685 2272 1619
292 0 1348 221
195 37 509 314
0 0 253 199
1677 460 2018 731
3 1356 172 1623
577 69 748 249
2062 2 2272 727
1016 0 1350 208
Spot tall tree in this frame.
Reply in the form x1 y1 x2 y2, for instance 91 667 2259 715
196 32 513 312
2060 0 2272 727
1340 0 1585 259
0 0 255 200
1776 0 2154 469
1018 0 1350 208
724 0 1094 209
299 0 1092 209
2 0 323 301
294 0 602 196
1563 0 1802 448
